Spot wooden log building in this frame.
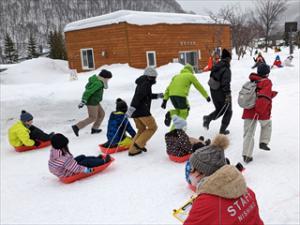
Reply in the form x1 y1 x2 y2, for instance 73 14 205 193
64 10 231 73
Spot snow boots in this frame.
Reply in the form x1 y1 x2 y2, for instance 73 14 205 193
259 143 270 151
243 155 253 163
91 128 102 134
72 125 79 137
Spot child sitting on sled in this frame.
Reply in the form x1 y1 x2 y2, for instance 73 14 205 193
8 110 54 148
165 115 211 157
48 133 111 178
271 55 283 68
102 98 136 148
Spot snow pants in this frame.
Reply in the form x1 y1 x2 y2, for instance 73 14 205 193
29 125 51 141
129 116 157 154
243 119 272 157
169 96 189 130
76 104 105 130
74 155 106 167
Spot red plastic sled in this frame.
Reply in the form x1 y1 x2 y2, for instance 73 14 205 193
59 157 115 184
168 154 191 163
14 140 51 152
99 144 129 154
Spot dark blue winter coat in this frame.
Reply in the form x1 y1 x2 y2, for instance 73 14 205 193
106 112 136 145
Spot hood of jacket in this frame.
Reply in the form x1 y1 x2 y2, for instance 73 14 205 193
180 64 194 74
211 59 230 73
197 165 247 199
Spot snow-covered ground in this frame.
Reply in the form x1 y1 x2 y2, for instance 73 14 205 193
1 48 299 224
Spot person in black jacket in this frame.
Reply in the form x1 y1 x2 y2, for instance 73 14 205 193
203 48 232 135
126 67 164 156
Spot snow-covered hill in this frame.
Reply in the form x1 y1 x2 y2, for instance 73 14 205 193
0 48 299 224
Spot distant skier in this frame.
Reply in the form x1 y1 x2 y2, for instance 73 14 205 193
102 98 136 149
203 48 232 135
242 63 278 163
126 67 164 156
161 64 210 130
72 69 112 137
8 110 54 148
252 52 266 69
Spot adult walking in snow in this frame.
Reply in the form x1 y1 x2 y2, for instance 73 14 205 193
161 64 210 129
184 134 264 225
242 63 277 163
126 67 164 156
8 110 54 148
72 69 112 137
203 48 232 135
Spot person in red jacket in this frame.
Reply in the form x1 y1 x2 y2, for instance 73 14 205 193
271 55 283 68
242 63 277 163
184 134 264 225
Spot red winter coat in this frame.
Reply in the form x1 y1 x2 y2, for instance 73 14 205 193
273 60 283 67
242 73 277 120
184 165 264 225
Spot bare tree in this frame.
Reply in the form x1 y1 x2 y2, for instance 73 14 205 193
208 6 263 59
254 0 287 52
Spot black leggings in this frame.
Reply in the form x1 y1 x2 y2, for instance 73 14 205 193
29 125 51 141
74 155 106 167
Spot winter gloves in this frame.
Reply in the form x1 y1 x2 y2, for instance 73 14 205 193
157 93 164 99
78 101 86 109
126 106 136 118
161 100 167 109
34 140 41 147
206 96 211 102
83 168 93 174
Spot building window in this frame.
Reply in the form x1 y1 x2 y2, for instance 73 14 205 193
146 51 157 67
80 48 95 70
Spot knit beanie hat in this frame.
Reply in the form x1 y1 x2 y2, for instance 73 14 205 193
172 115 187 130
99 69 112 79
221 49 232 60
51 133 69 149
189 134 229 176
20 110 33 122
275 55 280 60
257 63 270 77
116 98 128 113
144 67 158 77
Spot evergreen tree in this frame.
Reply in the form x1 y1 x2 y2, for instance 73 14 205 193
4 33 18 63
27 33 39 58
48 30 67 60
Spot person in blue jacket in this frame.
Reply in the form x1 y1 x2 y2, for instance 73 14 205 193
102 98 136 148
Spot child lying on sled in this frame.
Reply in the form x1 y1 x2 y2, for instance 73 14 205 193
165 115 211 157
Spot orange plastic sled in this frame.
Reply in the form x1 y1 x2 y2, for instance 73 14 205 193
59 157 115 184
15 140 51 152
99 144 129 154
168 154 191 163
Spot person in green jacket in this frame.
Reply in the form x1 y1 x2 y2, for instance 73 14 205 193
161 64 210 129
72 69 112 136
8 110 54 147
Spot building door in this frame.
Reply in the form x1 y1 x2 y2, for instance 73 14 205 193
179 51 199 72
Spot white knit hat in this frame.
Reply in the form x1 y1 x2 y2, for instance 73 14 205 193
144 67 158 77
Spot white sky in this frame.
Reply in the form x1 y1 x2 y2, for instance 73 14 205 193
177 0 255 15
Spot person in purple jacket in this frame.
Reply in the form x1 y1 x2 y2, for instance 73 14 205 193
48 133 111 178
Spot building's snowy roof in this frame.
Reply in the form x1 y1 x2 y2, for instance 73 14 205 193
64 10 220 32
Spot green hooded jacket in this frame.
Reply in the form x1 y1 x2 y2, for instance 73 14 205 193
82 75 104 105
163 64 209 100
